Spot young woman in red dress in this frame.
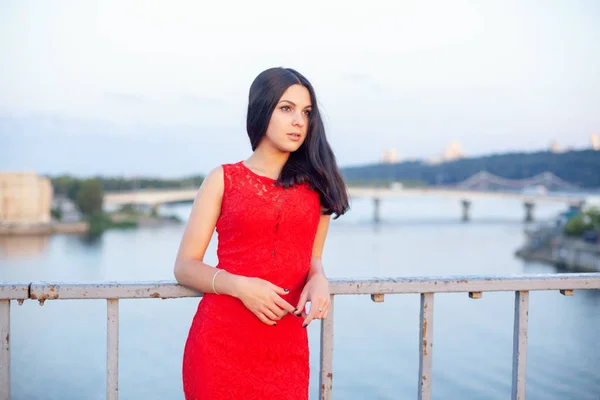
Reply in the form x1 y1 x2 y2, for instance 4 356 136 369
174 67 349 400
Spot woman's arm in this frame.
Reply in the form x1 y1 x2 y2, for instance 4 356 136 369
173 166 241 296
295 214 332 326
307 213 331 280
173 166 296 325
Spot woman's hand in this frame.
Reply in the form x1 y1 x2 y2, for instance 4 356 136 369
234 277 297 326
295 274 331 328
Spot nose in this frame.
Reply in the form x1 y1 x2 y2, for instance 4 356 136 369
292 110 305 127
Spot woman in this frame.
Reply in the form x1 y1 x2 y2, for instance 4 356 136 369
174 67 349 399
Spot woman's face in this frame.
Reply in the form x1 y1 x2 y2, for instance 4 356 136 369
262 84 312 153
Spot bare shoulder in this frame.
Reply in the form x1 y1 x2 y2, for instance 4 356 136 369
198 165 224 193
177 166 225 263
205 165 225 184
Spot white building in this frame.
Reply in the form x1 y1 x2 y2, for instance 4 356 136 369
381 148 399 164
550 141 561 153
443 142 465 161
0 172 53 225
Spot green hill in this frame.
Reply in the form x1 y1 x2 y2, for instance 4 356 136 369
340 149 600 189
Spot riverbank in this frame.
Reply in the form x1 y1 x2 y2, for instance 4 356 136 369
0 214 181 236
516 235 600 272
0 222 89 236
108 212 182 228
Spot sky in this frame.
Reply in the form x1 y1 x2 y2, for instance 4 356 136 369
1 0 599 177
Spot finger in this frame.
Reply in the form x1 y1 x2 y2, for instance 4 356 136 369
296 310 308 320
315 298 330 318
262 307 281 321
266 302 287 319
295 291 308 317
311 298 329 320
314 307 323 319
302 307 318 328
317 300 329 319
257 312 277 326
273 295 297 315
270 283 290 296
313 305 324 320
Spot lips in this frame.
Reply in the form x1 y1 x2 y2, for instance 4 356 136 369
287 132 301 141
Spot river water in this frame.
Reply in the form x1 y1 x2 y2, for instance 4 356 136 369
1 196 599 399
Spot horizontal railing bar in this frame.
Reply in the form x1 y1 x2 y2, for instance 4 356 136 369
19 274 600 300
329 273 600 294
0 284 29 300
29 281 202 300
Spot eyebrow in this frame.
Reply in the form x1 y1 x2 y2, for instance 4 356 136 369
278 100 312 109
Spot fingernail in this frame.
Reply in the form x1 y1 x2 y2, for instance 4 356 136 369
273 323 277 326
284 289 289 292
302 323 307 328
296 313 302 317
293 308 298 313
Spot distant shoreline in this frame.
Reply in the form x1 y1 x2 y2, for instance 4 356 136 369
0 214 181 237
516 236 600 272
0 222 89 236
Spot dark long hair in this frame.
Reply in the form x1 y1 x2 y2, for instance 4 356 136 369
246 67 349 218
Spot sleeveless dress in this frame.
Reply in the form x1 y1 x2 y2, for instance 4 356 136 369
182 161 322 400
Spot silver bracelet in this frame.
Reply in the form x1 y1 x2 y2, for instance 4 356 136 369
212 269 223 295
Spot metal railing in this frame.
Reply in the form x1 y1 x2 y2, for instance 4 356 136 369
1 273 600 400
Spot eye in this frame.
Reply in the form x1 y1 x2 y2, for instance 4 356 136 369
280 106 291 112
304 109 312 116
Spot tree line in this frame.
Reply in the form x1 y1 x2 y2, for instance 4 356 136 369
48 149 599 204
49 175 201 235
340 149 600 189
51 175 205 197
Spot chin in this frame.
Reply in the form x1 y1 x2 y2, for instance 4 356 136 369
291 144 306 153
278 142 304 153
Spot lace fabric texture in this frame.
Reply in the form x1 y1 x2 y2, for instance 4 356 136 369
182 161 321 400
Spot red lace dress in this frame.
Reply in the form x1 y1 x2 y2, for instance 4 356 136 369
182 161 321 400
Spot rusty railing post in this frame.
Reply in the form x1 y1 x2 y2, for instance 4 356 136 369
319 294 334 400
511 291 529 400
107 299 119 400
0 300 9 400
418 293 434 400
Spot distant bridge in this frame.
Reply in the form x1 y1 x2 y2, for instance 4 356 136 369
104 187 584 208
451 171 579 192
104 171 589 223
